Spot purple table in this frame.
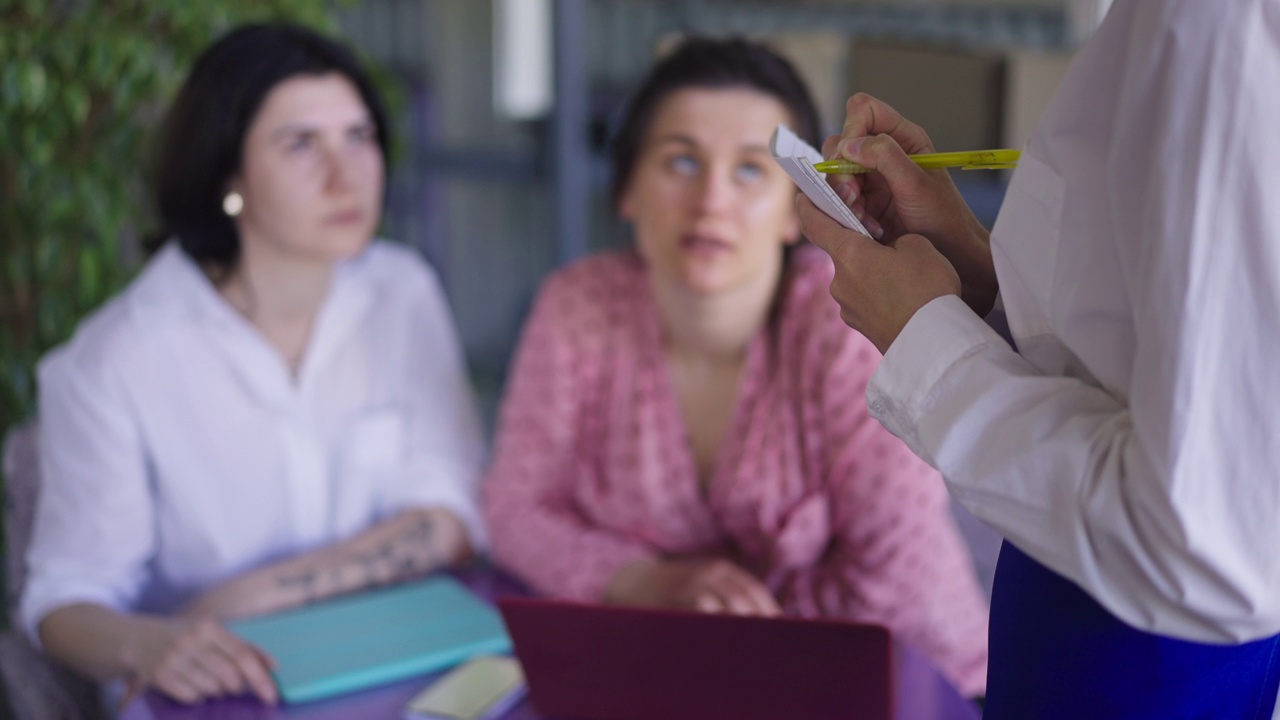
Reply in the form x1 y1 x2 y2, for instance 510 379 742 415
121 566 979 720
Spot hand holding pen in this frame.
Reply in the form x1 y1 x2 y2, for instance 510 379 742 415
808 93 1001 320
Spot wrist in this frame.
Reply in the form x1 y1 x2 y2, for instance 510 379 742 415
604 559 658 605
116 614 168 680
960 276 999 318
957 228 999 316
426 510 471 566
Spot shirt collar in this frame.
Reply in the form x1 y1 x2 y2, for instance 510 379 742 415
126 240 378 327
125 240 379 397
126 241 232 325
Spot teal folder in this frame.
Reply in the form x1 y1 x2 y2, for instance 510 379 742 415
228 575 512 704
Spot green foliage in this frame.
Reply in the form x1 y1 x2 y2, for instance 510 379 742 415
0 0 354 438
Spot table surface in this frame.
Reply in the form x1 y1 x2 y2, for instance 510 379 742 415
120 566 980 720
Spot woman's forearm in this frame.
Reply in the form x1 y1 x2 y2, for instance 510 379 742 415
39 603 166 683
270 508 471 605
188 508 472 620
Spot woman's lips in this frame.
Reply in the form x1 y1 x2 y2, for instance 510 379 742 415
680 233 732 254
326 208 365 225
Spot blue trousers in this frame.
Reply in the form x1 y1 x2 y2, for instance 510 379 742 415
983 542 1280 719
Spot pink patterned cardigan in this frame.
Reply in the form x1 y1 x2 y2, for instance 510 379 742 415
482 247 989 695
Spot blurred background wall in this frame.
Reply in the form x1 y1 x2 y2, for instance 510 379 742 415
1 0 1101 442
334 0 1085 427
0 0 1114 651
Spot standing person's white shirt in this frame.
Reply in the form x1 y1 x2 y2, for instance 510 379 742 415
866 0 1280 645
20 240 487 643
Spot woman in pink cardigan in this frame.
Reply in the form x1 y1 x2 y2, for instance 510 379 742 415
482 37 989 697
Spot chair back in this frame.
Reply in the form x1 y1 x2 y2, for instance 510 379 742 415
1 422 105 720
4 422 41 625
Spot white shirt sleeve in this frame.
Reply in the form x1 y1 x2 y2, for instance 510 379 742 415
20 334 155 645
868 0 1280 644
379 261 489 550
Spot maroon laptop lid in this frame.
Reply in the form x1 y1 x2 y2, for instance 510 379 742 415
497 598 893 720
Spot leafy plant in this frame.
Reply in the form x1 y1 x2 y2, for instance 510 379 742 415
0 0 352 439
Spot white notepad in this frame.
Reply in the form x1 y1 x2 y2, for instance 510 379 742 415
770 124 872 237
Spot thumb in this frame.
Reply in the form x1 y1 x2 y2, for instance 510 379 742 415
838 133 933 198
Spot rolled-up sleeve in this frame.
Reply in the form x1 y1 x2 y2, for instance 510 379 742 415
867 6 1280 641
482 275 656 602
21 347 155 646
379 263 489 550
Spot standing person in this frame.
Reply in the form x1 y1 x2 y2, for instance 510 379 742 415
21 24 487 706
482 37 990 698
798 1 1280 717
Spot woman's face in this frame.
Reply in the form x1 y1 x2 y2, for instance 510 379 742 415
620 87 800 297
229 73 384 264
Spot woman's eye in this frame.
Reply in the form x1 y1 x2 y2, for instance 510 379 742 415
350 126 376 144
669 154 699 175
287 135 314 153
736 162 764 182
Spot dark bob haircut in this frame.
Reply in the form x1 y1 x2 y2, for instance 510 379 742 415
609 36 822 210
150 23 391 271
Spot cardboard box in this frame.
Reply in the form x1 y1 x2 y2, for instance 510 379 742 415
850 41 1005 153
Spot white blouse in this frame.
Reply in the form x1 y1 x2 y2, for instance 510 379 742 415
868 0 1280 645
20 241 486 642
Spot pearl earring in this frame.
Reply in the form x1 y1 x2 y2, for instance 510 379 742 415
222 191 244 217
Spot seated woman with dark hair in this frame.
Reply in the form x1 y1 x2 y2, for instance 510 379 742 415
482 37 990 697
21 24 485 705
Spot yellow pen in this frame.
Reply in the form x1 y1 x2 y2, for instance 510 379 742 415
814 149 1021 174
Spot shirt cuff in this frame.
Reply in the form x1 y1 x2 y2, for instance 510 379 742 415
19 583 123 650
866 295 1007 465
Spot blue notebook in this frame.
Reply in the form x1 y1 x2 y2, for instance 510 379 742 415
228 575 512 704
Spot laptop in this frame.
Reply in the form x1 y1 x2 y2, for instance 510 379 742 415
496 598 894 720
229 576 512 703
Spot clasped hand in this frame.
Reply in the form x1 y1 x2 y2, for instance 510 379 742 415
607 557 782 617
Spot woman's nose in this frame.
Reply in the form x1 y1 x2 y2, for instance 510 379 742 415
693 168 734 215
324 145 357 193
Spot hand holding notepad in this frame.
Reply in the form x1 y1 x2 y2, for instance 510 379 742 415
769 124 874 238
